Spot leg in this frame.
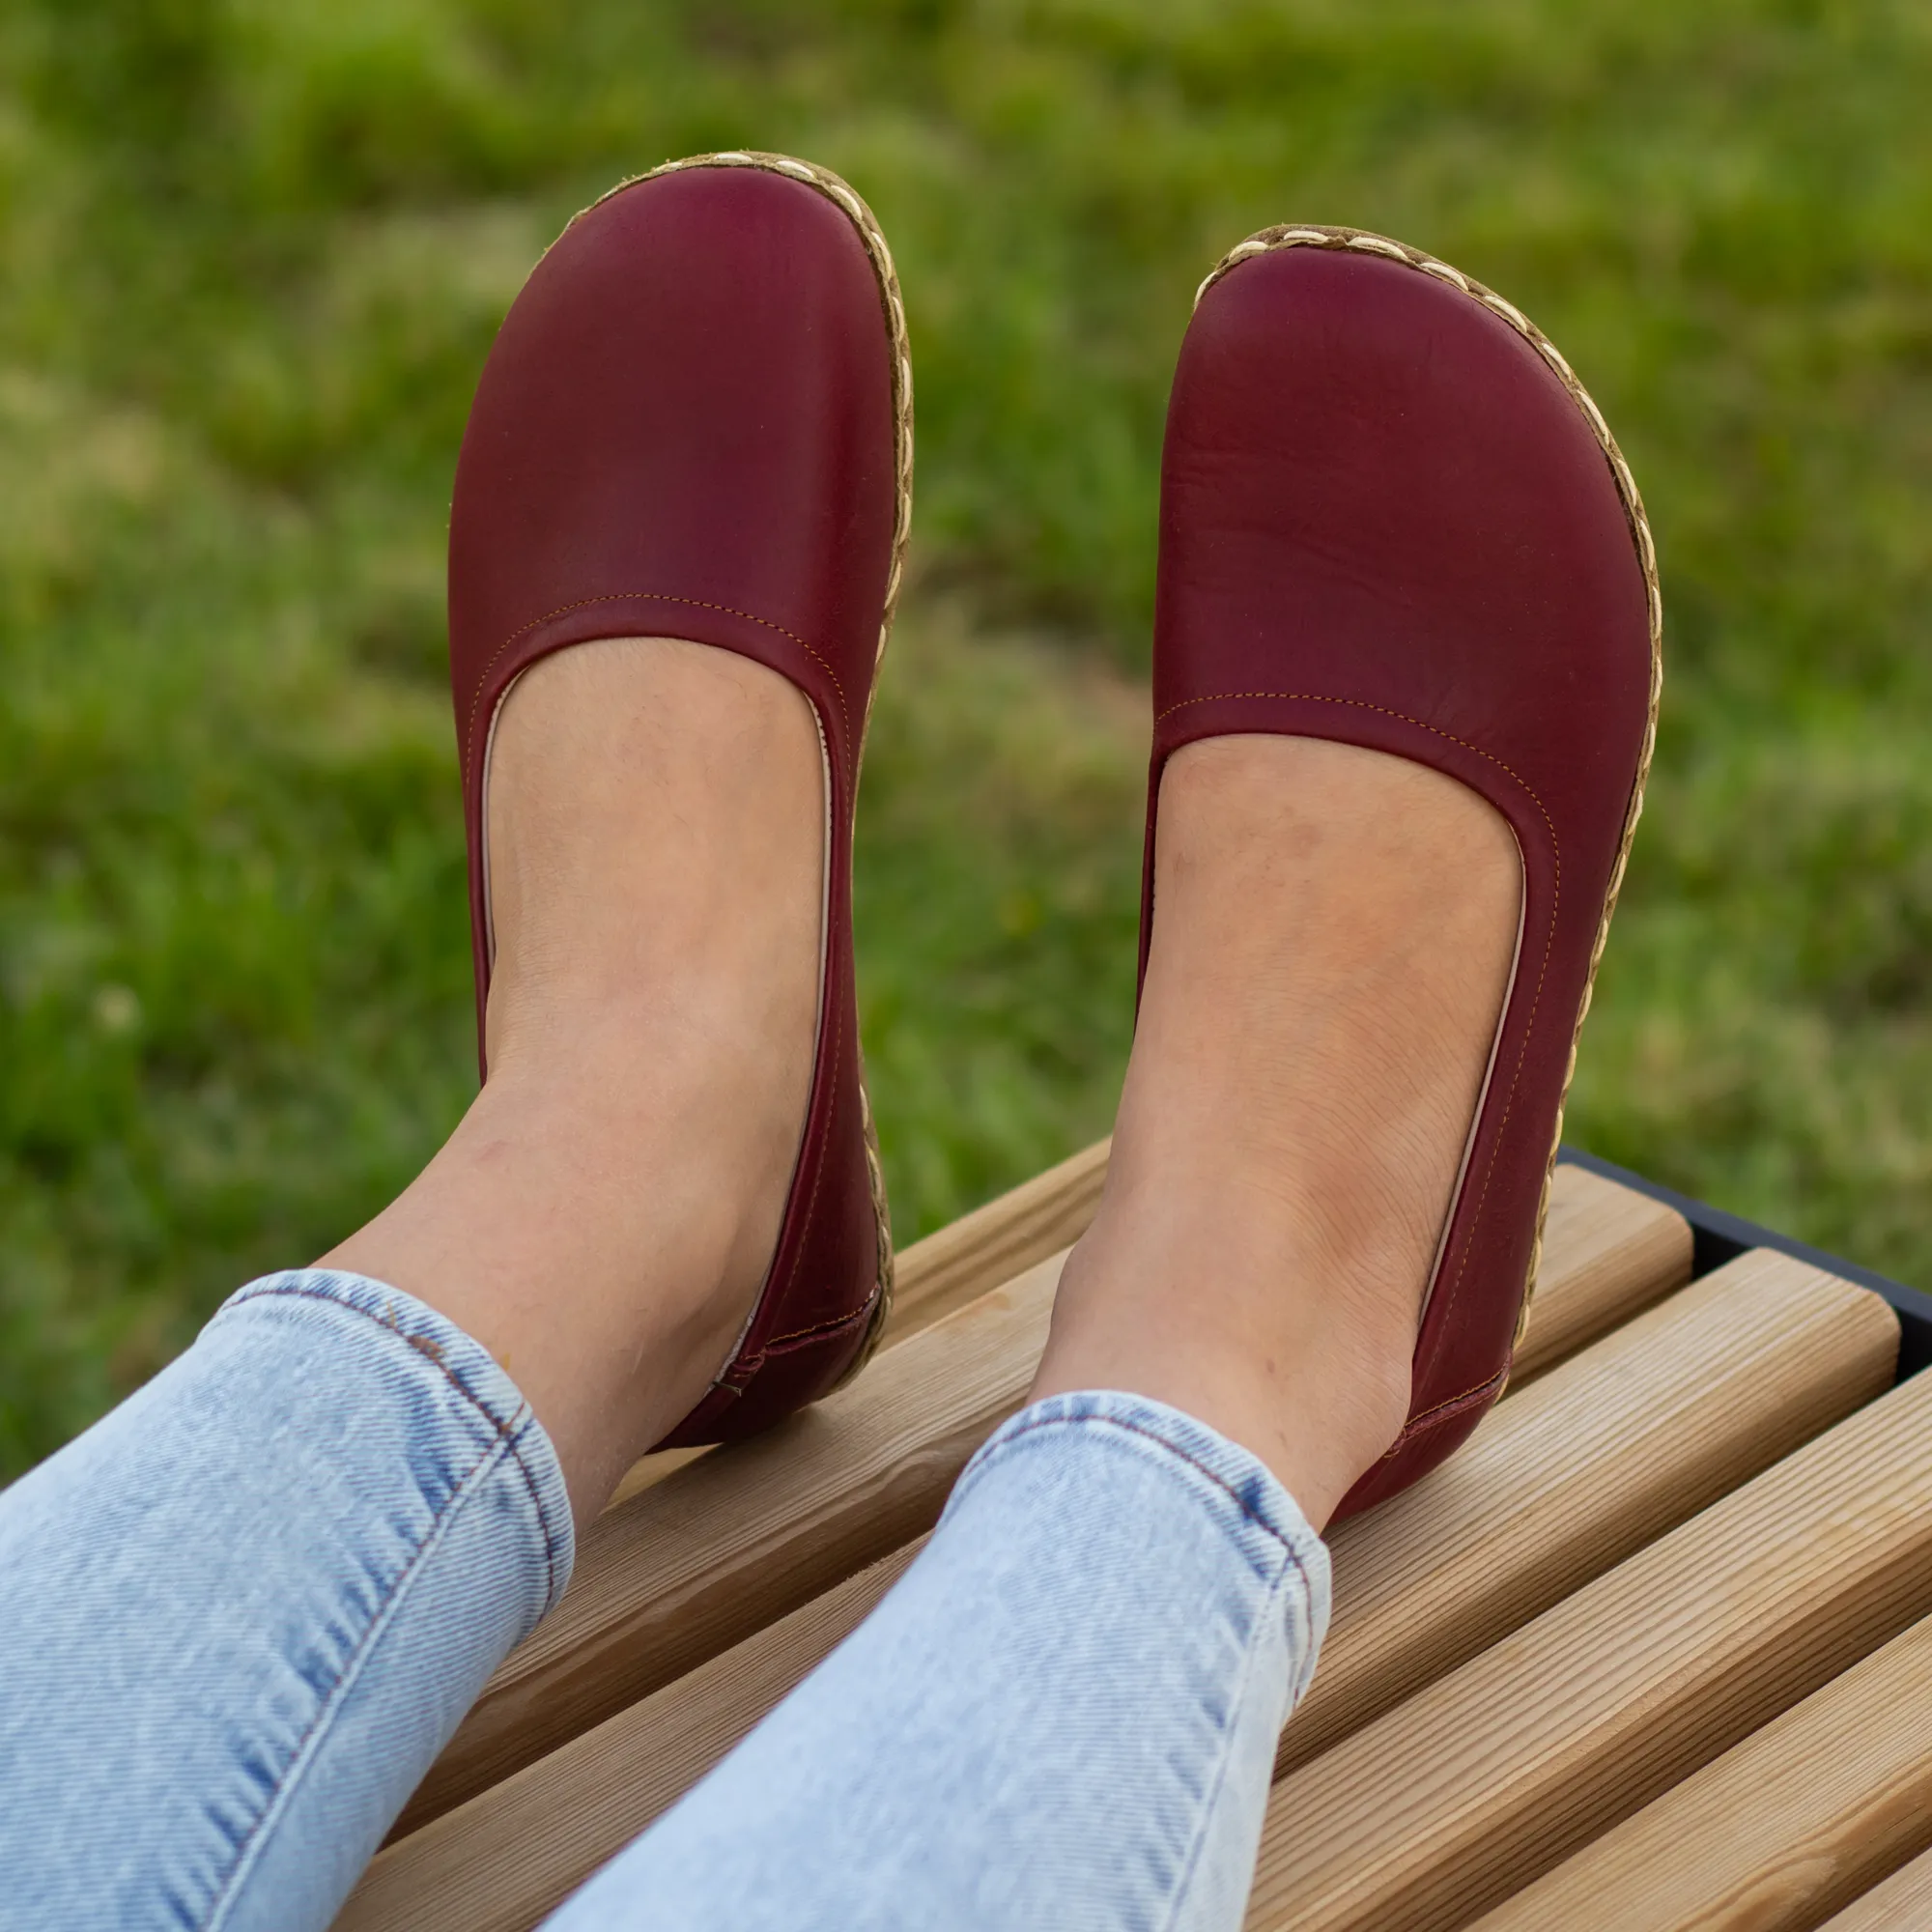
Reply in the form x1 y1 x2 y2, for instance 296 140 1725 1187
540 734 1518 1931
0 637 823 1931
324 635 823 1524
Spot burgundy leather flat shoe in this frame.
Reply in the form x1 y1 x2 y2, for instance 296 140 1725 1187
1151 227 1661 1520
447 154 911 1449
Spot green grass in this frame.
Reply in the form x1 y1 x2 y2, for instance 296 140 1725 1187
4 0 1932 1474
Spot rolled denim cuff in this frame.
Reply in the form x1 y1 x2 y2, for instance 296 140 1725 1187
952 1389 1332 1704
215 1269 576 1619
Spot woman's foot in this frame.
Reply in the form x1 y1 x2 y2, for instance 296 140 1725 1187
1029 734 1520 1530
324 637 822 1525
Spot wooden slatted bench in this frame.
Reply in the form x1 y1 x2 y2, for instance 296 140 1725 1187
333 1146 1932 1932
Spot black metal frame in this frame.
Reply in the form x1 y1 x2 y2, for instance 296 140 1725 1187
1557 1148 1932 1382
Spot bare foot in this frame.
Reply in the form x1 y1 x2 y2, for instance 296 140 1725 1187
323 637 821 1526
1029 735 1521 1530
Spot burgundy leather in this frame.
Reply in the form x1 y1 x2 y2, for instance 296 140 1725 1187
447 156 907 1448
1150 235 1658 1520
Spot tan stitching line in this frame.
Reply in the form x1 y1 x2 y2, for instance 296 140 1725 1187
985 1412 1306 1557
761 1290 883 1352
577 151 916 686
462 592 851 786
707 977 845 1395
1193 222 1663 1350
199 1432 503 1925
1372 1365 1511 1459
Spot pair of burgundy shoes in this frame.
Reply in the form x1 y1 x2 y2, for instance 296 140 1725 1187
447 154 1659 1521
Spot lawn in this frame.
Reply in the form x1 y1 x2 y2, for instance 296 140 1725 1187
3 0 1931 1474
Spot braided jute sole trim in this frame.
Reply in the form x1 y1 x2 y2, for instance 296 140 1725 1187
1197 224 1663 1362
567 152 912 1381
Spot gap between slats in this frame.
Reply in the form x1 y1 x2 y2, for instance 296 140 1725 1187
1471 1612 1932 1931
1243 1364 1932 1932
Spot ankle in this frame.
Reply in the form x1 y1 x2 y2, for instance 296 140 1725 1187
1030 1184 1416 1528
1028 733 1519 1527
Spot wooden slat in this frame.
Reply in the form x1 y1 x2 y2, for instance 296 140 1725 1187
1243 1369 1932 1932
605 1138 1113 1510
605 1152 1681 1509
352 1227 1777 1932
1512 1161 1690 1381
1471 1613 1932 1931
395 1165 1688 1834
1285 1252 1896 1776
886 1136 1113 1341
340 1547 925 1932
1818 1843 1932 1929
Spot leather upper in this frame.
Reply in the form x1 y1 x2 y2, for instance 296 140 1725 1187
447 158 907 1447
1151 238 1658 1519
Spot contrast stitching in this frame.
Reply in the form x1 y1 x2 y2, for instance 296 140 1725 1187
984 1410 1313 1560
760 1288 882 1352
462 592 851 787
1157 1555 1307 1932
569 151 915 682
715 999 848 1394
1372 1364 1510 1460
1154 690 1559 857
223 1284 563 1604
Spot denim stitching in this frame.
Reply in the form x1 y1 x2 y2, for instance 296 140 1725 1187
220 1283 569 1606
963 1410 1310 1563
953 1406 1323 1929
1158 1554 1303 1932
197 1431 517 1931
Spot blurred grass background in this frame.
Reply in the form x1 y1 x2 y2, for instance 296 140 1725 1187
3 0 1931 1475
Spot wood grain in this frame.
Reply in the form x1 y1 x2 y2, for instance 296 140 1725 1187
393 1165 1688 1836
339 1545 925 1932
1816 1843 1932 1929
1472 1613 1932 1931
353 1220 1755 1932
1513 1161 1691 1381
887 1135 1113 1340
1286 1253 1897 1776
603 1138 1112 1510
1244 1369 1932 1932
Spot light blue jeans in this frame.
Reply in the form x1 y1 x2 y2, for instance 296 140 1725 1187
0 1269 1331 1932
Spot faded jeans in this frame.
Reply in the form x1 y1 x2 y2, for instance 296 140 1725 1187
0 1269 1331 1931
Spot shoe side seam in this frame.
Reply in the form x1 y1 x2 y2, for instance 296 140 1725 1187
731 995 848 1385
1370 1363 1511 1462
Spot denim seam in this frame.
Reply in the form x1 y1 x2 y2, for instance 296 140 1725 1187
221 1283 569 1605
1157 1554 1301 1932
197 1430 520 1932
959 1410 1306 1563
